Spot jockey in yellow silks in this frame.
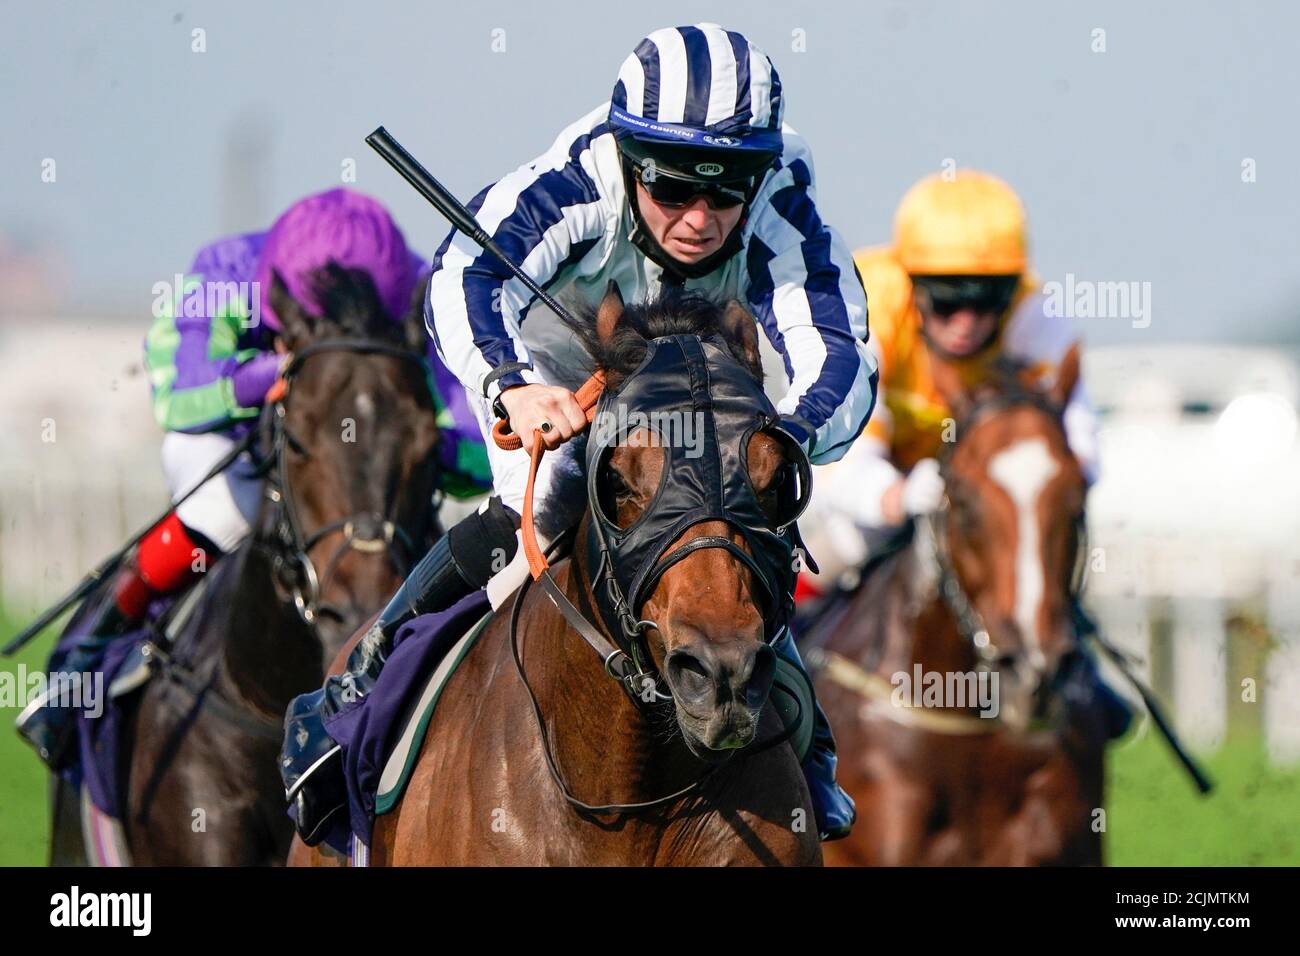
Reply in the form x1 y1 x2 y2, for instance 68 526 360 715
799 170 1100 590
796 170 1132 739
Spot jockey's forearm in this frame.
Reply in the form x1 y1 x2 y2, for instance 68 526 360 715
779 336 879 465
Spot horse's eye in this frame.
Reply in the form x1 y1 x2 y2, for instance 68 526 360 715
602 466 640 515
596 464 643 530
759 470 784 500
756 466 788 524
605 467 633 499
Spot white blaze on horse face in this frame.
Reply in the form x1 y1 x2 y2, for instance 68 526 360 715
987 437 1059 670
355 392 376 422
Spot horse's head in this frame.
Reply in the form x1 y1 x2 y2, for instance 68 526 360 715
930 350 1087 728
265 263 441 653
561 283 810 758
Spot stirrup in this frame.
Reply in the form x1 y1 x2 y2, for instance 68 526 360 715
15 691 78 771
287 745 347 847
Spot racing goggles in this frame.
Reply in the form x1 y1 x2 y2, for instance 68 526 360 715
634 163 751 210
913 274 1021 318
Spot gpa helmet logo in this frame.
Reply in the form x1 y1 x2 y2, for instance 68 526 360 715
703 135 741 147
694 163 725 177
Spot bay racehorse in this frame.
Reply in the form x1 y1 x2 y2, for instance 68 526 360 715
292 286 822 866
52 265 444 865
805 351 1109 866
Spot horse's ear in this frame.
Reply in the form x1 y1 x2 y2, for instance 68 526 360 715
270 269 315 351
931 354 973 422
596 280 624 346
403 273 432 355
1048 343 1081 408
721 299 763 377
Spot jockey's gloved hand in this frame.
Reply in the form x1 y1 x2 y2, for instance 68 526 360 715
901 458 945 516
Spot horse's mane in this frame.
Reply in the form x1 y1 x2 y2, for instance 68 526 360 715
961 355 1061 423
306 261 409 344
562 287 764 387
536 288 764 538
536 437 590 540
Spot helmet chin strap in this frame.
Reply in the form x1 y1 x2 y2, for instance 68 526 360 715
621 162 749 281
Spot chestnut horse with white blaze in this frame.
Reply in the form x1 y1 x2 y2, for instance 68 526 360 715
807 351 1109 866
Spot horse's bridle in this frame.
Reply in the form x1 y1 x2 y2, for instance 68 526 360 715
494 336 811 711
490 373 660 702
259 338 433 628
494 366 804 816
133 338 437 743
914 397 1212 786
918 391 1091 680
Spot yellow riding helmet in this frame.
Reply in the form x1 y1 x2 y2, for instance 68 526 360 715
894 170 1028 276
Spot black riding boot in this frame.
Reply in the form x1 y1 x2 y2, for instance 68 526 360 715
15 575 139 770
771 629 856 841
280 497 520 847
1067 598 1136 740
16 629 118 771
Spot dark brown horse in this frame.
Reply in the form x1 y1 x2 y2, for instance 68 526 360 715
808 351 1109 866
52 266 444 865
292 288 821 866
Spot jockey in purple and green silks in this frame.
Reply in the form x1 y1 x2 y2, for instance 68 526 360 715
17 187 490 772
144 189 491 495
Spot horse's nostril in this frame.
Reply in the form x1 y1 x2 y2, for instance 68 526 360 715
666 650 714 704
667 641 775 712
733 644 775 709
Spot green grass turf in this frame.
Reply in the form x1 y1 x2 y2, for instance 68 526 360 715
0 603 59 866
1104 725 1300 866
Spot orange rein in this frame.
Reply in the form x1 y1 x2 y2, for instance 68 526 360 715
491 372 606 579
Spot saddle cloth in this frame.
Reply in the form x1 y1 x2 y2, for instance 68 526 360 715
59 568 213 822
324 591 492 853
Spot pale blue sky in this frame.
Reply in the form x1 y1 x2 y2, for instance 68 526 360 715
2 0 1298 344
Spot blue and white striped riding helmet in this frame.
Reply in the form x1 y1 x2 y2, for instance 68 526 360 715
610 23 785 184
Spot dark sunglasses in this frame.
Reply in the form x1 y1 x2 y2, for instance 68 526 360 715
635 164 750 210
913 275 1020 318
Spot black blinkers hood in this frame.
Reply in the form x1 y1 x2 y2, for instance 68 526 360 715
584 333 812 644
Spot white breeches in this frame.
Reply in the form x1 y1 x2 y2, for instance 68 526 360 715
160 431 263 553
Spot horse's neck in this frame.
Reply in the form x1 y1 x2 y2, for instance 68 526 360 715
859 537 976 679
214 537 323 717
